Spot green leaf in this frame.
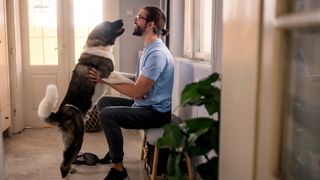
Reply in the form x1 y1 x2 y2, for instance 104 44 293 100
204 101 216 115
157 124 185 148
212 87 221 101
187 127 210 146
210 125 220 155
184 118 220 156
181 82 202 106
159 72 221 179
188 129 215 155
196 83 213 97
185 118 214 132
180 72 221 116
205 73 220 83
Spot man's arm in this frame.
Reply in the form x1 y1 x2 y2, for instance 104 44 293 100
89 69 153 99
118 72 136 81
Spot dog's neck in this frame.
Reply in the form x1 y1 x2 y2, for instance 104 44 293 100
82 45 114 64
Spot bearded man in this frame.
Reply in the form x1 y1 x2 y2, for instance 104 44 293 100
89 6 174 180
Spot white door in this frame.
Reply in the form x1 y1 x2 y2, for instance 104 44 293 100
21 0 105 127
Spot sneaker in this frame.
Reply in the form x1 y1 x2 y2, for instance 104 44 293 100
104 168 128 180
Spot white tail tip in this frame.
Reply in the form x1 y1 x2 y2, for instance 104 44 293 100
38 84 58 120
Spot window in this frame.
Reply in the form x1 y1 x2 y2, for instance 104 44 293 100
28 0 58 65
275 0 320 179
27 0 104 65
73 0 103 62
184 0 213 61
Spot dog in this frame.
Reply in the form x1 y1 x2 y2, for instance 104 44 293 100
37 19 134 179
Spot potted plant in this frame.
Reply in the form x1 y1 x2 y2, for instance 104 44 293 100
157 72 221 180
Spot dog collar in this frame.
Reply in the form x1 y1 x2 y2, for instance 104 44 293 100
82 45 115 64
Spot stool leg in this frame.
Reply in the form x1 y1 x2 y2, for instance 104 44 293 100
141 134 147 160
185 152 194 180
151 145 159 180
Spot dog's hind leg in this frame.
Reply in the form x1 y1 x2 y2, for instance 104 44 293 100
60 133 79 178
63 173 70 180
59 105 84 178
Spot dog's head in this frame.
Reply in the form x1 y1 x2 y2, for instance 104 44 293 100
86 19 125 47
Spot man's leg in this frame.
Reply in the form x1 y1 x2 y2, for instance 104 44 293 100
96 96 134 164
96 96 134 110
99 105 170 178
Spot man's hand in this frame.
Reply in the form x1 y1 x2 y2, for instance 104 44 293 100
88 68 103 84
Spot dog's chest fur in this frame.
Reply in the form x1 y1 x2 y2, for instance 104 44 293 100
59 50 114 114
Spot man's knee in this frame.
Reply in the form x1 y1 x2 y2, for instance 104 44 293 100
96 97 107 111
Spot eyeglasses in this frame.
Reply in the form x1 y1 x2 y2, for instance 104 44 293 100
135 15 148 21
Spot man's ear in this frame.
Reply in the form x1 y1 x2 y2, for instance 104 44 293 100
146 21 155 30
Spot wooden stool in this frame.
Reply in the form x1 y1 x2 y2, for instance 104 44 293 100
141 115 194 180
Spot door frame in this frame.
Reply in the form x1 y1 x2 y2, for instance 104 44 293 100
5 0 24 133
20 0 70 128
7 0 120 130
255 0 286 179
0 0 8 177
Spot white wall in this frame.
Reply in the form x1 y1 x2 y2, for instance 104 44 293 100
168 0 184 57
172 58 212 119
169 0 213 119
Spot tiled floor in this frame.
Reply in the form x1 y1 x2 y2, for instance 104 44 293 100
4 127 148 180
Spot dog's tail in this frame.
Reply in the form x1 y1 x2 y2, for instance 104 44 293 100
38 84 59 125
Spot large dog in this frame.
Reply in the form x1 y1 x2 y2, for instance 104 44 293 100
37 19 133 179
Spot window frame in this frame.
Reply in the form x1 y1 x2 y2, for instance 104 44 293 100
194 0 212 60
183 0 221 66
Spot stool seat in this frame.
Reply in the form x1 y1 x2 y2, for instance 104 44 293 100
141 114 193 180
144 114 181 145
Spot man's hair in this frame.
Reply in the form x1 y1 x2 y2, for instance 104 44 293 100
143 6 169 36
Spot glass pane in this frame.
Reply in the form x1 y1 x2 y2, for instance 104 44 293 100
74 0 103 61
199 0 212 53
290 0 320 13
28 0 58 65
282 31 320 180
184 0 193 55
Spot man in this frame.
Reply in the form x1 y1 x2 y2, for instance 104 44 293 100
89 6 174 180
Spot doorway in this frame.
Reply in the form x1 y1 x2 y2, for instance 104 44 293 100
20 0 106 127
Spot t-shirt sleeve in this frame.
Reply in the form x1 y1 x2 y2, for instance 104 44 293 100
141 50 166 81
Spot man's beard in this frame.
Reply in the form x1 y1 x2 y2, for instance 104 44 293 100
132 25 145 36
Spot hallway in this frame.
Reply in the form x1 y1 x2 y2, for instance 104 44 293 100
4 127 147 180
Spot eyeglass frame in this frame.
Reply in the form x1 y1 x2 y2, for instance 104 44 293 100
135 15 148 21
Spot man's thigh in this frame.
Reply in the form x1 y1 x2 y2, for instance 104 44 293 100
97 96 134 110
100 106 168 129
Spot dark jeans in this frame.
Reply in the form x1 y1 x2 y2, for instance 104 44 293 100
96 96 171 163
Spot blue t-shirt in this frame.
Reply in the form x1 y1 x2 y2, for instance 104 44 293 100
133 39 174 112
